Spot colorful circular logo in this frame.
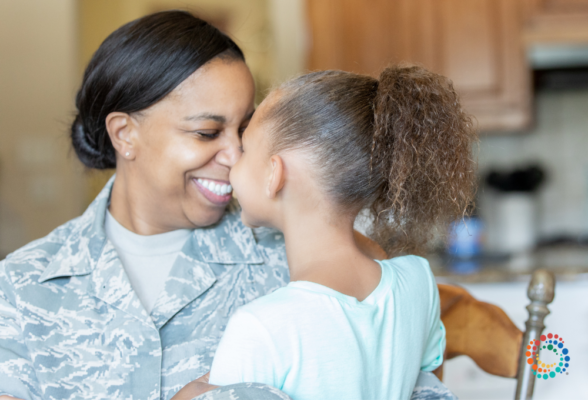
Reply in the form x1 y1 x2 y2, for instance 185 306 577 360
526 333 571 379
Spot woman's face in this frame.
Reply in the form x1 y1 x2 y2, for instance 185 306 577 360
129 58 255 230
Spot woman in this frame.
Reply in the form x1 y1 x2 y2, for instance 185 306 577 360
0 11 455 400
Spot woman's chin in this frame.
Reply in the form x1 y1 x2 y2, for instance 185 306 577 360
187 209 227 228
183 196 229 228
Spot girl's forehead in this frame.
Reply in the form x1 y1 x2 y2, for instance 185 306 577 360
254 91 283 122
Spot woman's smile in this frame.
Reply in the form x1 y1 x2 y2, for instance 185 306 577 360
193 177 233 205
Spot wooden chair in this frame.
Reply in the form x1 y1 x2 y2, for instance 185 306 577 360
436 270 556 400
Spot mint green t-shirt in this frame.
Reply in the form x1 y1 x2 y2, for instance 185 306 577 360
210 255 446 400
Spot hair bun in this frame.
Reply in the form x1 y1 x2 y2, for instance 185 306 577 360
70 115 116 169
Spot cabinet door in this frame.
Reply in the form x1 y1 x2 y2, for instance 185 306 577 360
307 0 532 132
524 0 588 43
306 0 408 75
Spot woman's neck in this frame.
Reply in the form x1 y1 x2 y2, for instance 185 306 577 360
109 172 185 236
280 207 381 301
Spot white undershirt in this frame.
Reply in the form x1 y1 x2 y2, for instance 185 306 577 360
104 210 193 314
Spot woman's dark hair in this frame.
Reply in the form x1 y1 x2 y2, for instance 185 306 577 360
264 66 477 255
71 10 244 169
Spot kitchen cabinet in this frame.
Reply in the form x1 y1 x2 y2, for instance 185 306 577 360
306 0 532 132
524 0 588 43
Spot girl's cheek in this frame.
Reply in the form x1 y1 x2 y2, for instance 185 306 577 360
240 189 261 226
230 167 248 204
229 163 240 190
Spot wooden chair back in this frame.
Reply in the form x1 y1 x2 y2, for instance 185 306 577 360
437 270 556 400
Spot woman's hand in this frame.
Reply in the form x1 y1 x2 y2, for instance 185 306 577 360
171 372 219 400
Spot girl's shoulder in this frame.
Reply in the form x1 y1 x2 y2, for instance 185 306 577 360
380 254 429 266
238 285 302 316
231 285 326 335
379 255 434 280
377 255 438 303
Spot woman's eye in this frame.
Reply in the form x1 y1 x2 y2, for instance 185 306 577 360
189 130 220 139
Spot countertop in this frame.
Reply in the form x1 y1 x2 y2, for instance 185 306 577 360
429 245 588 284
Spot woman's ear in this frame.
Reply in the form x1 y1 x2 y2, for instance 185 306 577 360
267 155 286 199
105 112 136 160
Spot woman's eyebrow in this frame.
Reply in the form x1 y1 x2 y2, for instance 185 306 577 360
183 110 255 124
184 113 226 123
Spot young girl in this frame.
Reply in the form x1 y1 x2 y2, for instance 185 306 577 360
208 66 476 400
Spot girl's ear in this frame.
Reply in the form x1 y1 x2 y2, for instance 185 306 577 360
105 111 136 160
267 155 286 199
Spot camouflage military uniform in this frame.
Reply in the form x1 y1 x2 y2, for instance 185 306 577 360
0 178 456 400
191 372 458 400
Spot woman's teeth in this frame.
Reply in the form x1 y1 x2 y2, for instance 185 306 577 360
197 178 232 196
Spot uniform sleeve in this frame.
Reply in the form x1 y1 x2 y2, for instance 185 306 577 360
0 261 42 400
419 258 446 372
209 309 284 390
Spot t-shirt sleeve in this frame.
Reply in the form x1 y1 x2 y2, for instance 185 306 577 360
209 309 283 389
419 258 446 372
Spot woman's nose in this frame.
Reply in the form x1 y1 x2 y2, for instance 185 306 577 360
215 132 242 168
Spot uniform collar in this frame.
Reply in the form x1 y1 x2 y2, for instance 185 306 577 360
39 176 265 327
189 201 264 265
39 175 113 283
144 200 265 327
40 176 264 284
148 201 265 328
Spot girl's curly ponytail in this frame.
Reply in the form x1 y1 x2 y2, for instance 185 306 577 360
369 66 477 255
265 65 477 256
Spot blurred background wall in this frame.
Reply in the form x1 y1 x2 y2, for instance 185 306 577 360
0 0 82 257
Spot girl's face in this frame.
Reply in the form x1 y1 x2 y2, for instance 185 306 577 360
229 94 277 228
128 58 255 230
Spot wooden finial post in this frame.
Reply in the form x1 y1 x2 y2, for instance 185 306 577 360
515 269 556 400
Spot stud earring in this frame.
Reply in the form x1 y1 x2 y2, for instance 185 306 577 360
125 152 130 157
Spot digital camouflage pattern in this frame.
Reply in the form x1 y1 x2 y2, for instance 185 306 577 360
189 372 458 400
193 383 293 400
0 177 289 400
0 177 456 400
